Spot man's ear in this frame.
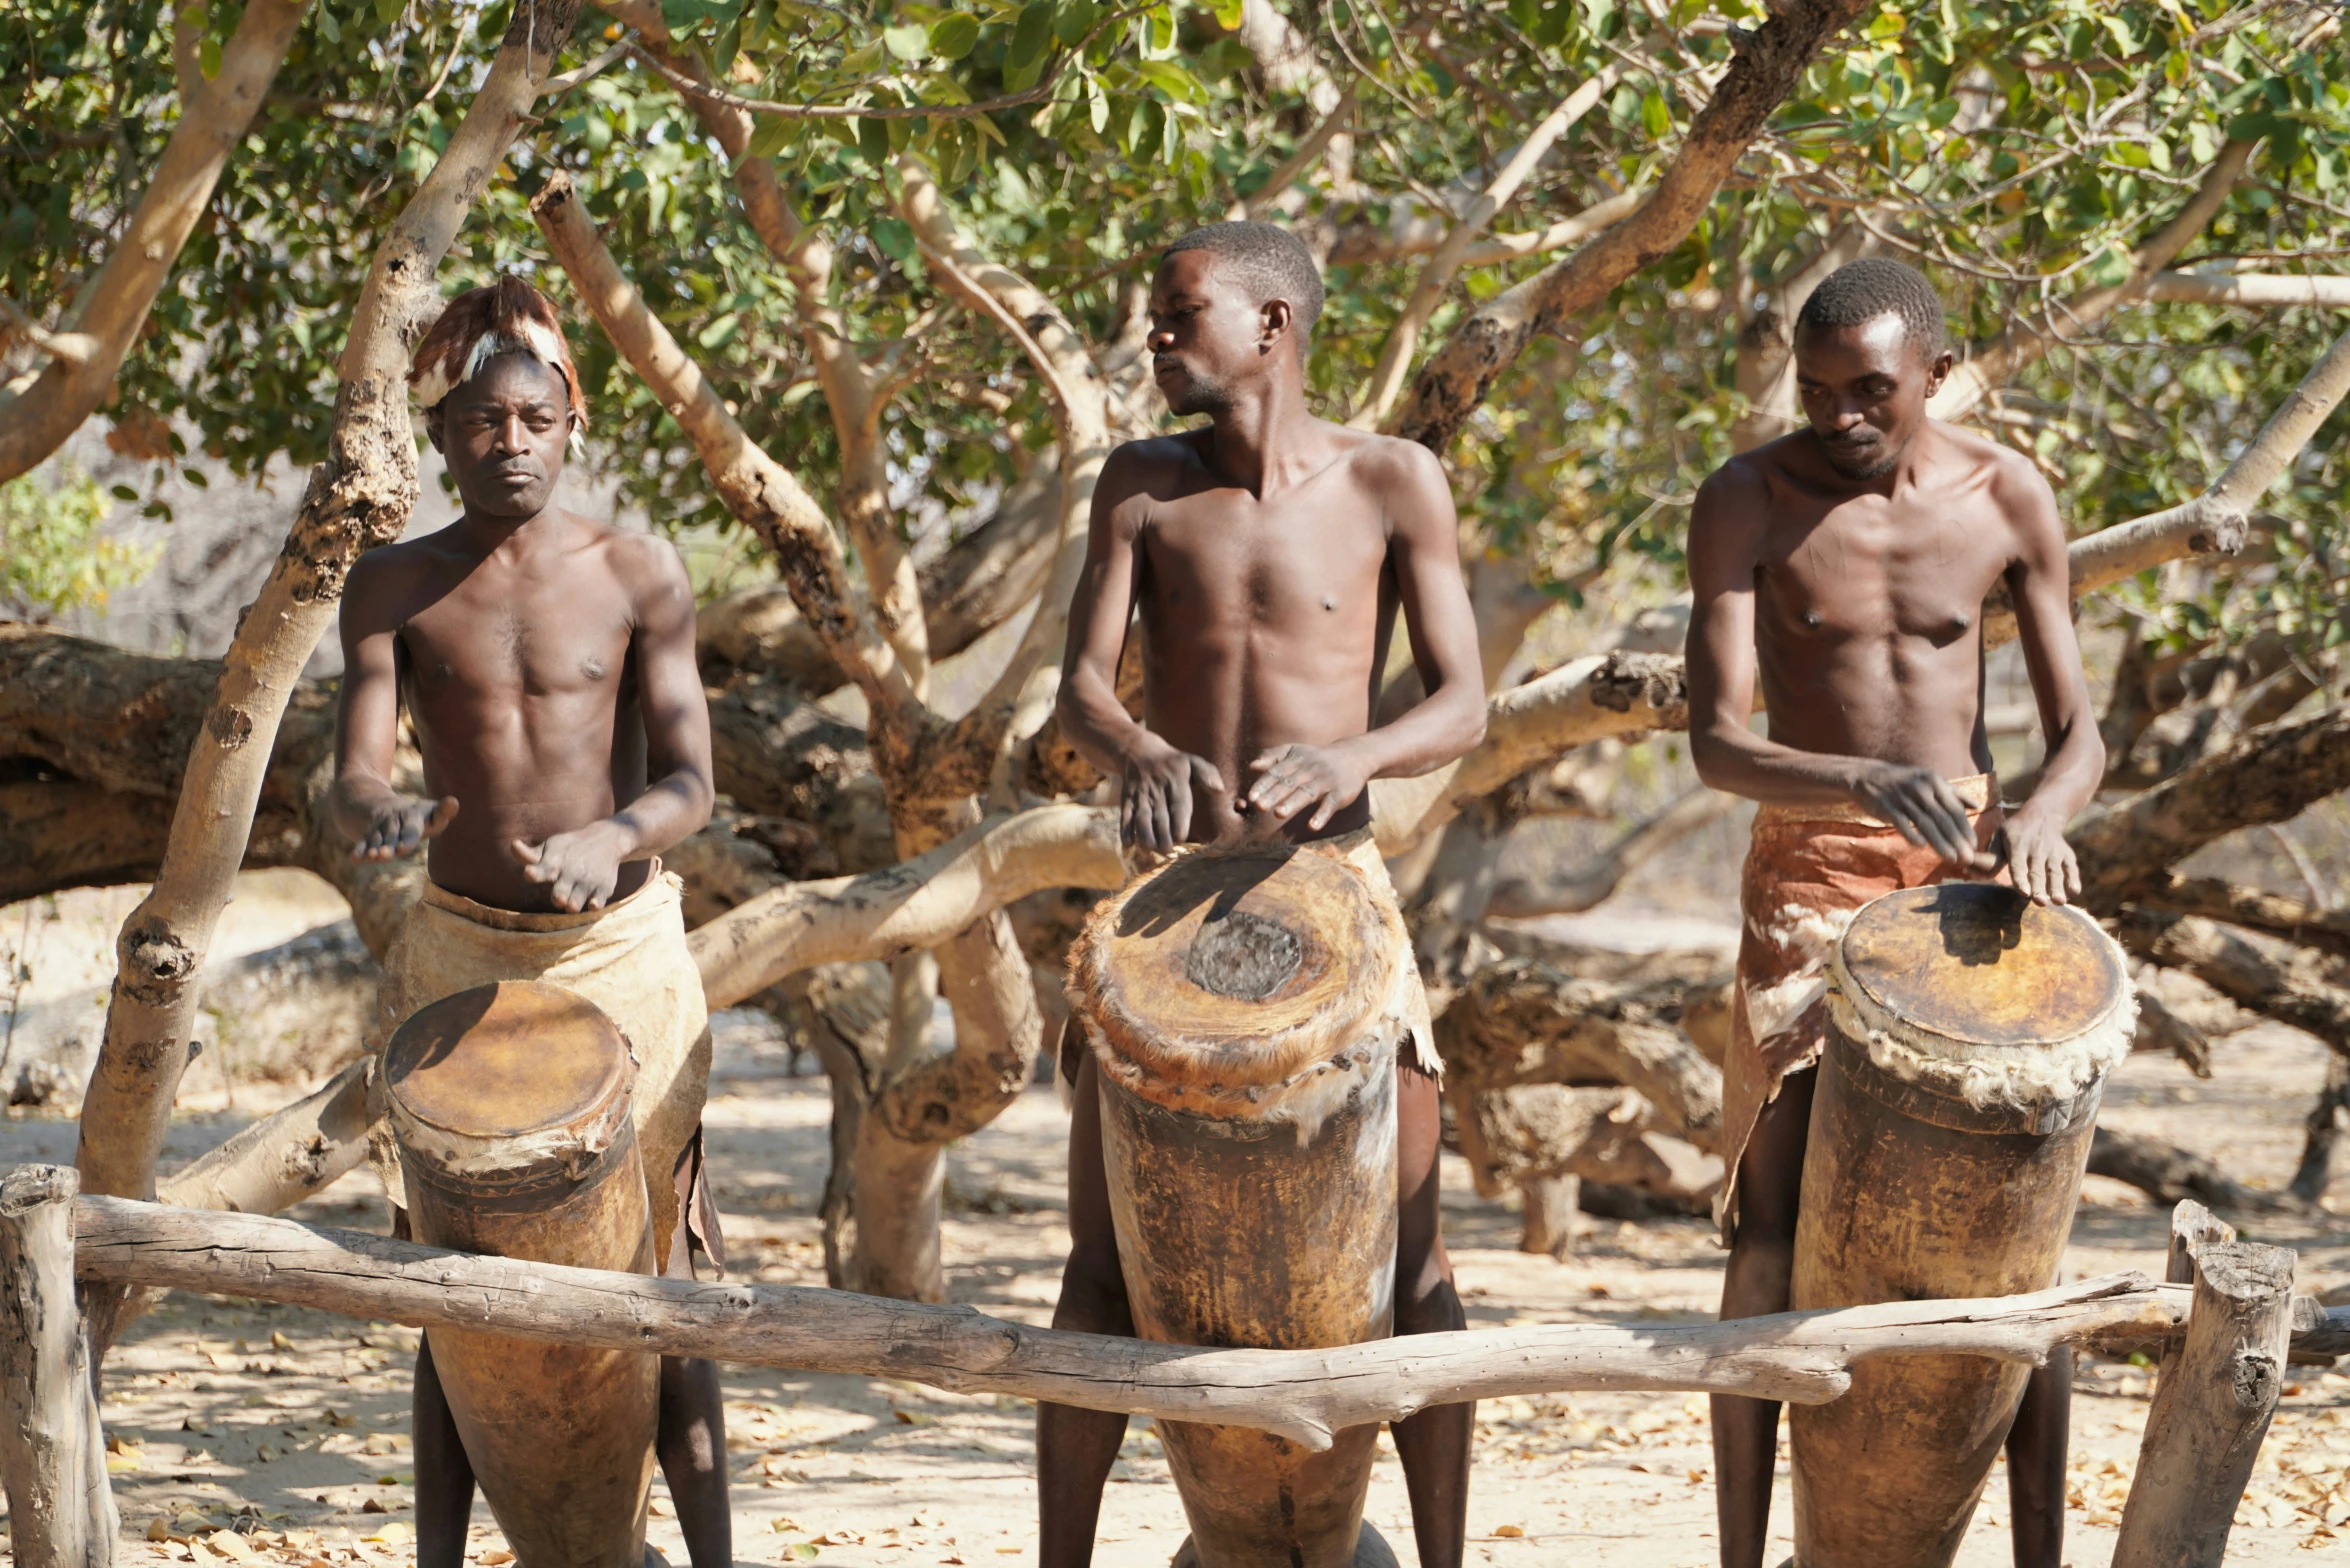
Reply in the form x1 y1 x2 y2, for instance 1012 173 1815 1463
1924 348 1955 398
1259 297 1293 355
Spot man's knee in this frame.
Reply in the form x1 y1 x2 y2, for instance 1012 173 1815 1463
1053 1241 1131 1334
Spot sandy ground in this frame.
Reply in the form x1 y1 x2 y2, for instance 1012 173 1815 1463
3 999 2347 1568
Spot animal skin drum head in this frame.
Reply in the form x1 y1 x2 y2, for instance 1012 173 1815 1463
386 979 633 1141
1837 882 2127 1050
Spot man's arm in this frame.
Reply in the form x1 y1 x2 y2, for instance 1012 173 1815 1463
514 537 716 912
1684 460 1988 869
1055 443 1225 855
333 553 457 861
1245 440 1487 832
1997 454 2105 905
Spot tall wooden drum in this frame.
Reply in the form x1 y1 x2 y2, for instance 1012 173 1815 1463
387 980 661 1568
1068 844 1417 1568
1788 882 2134 1568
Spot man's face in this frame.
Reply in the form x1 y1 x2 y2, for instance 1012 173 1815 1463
430 352 575 520
1148 249 1288 416
1792 313 1952 480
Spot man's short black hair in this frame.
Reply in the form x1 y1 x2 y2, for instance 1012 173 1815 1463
1796 257 1949 361
1161 221 1325 340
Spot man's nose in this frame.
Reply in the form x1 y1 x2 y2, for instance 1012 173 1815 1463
1148 325 1175 353
492 415 527 451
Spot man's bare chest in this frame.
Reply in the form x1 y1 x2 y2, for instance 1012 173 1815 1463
1140 503 1389 626
1758 497 2012 645
396 576 635 701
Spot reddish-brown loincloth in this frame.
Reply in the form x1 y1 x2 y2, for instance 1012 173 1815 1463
1716 775 2003 1242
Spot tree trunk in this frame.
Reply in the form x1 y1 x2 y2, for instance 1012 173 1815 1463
2290 1054 2350 1206
67 1192 2216 1448
0 1165 116 1568
73 0 586 1220
1519 1174 1580 1261
2109 1241 2295 1568
0 0 311 485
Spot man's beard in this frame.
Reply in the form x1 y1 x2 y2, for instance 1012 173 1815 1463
1159 363 1235 417
1818 433 1899 480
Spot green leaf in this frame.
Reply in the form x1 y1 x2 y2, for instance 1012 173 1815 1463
1055 0 1099 46
1211 0 1244 27
110 484 138 502
858 115 889 166
181 467 208 489
315 6 339 43
1640 90 1670 140
929 13 980 59
871 214 916 262
1008 1 1055 72
373 0 402 26
198 33 222 78
793 1545 820 1561
882 22 929 60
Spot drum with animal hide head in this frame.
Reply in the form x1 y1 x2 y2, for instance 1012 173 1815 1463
387 980 660 1568
1789 882 2133 1568
1068 843 1417 1568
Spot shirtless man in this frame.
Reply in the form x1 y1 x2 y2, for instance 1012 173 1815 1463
334 278 731 1568
1047 221 1489 1568
1685 258 2106 1568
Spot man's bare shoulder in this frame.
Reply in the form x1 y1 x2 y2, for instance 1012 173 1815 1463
1329 425 1445 492
1925 418 2055 514
343 530 457 616
1690 442 1784 527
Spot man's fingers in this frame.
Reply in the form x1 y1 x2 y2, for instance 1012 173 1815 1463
424 797 461 838
1167 772 1194 847
1193 758 1227 796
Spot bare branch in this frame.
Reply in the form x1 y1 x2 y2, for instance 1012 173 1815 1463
1393 0 1877 455
2149 270 2350 307
1929 140 2255 422
0 0 311 483
530 171 923 731
1228 85 1356 221
1354 68 1623 430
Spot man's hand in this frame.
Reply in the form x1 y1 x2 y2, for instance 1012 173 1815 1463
1244 744 1368 837
1998 807 2082 907
350 794 458 862
513 821 632 912
1121 735 1225 856
1850 762 1997 872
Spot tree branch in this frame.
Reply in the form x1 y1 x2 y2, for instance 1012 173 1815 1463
0 0 311 483
1929 140 2255 422
1392 0 1876 455
2148 270 2350 308
529 171 924 742
1228 84 1356 220
1352 68 1622 430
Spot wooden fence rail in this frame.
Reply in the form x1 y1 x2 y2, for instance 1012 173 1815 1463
1 1167 2344 1568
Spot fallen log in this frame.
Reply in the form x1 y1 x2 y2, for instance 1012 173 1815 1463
2088 1126 2311 1217
2113 908 2350 1056
63 1183 2199 1452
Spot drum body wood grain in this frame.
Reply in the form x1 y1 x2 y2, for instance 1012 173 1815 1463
1069 845 1417 1568
387 981 660 1568
1788 883 2133 1568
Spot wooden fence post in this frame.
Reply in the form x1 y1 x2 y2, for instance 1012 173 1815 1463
0 1164 117 1568
2109 1234 2295 1568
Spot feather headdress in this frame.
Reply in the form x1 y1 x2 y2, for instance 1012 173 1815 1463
408 276 588 431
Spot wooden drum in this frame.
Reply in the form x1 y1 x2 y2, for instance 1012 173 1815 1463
1788 882 2134 1568
387 981 661 1568
1068 844 1418 1568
